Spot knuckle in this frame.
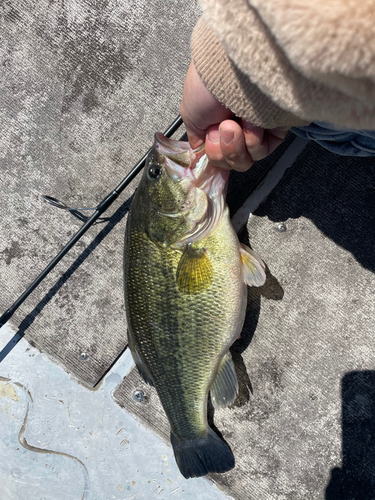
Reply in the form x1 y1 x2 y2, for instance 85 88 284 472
225 153 251 170
224 151 240 163
246 139 262 151
208 154 224 163
247 142 265 156
207 150 224 163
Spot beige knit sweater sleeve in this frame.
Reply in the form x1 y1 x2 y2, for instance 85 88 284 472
192 0 375 130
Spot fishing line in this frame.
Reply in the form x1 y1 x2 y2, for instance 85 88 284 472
41 195 97 211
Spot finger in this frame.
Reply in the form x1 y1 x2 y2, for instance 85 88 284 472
204 121 255 172
219 120 255 172
204 125 233 170
243 121 289 161
242 123 268 162
263 127 290 156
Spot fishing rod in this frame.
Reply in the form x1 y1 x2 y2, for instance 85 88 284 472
0 115 183 329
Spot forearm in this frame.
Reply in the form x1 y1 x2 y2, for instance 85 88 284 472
191 18 307 129
193 0 375 130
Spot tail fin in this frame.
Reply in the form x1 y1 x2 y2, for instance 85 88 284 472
170 428 235 479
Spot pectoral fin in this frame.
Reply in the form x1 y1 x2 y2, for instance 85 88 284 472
176 245 213 294
210 352 238 409
240 243 266 287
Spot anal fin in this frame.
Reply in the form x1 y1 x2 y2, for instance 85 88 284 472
127 330 154 386
210 352 238 409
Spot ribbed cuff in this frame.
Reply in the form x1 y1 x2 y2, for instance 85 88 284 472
191 18 309 129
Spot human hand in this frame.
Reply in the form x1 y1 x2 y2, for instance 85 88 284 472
180 61 289 172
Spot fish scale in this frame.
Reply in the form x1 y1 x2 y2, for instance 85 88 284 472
125 210 244 434
124 134 265 478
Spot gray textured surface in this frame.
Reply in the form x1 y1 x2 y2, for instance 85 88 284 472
0 0 200 386
114 142 375 500
0 323 233 500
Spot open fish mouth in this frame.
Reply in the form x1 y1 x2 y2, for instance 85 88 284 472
155 132 192 157
154 133 228 198
154 133 205 181
152 133 230 246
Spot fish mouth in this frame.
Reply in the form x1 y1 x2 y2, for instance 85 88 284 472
153 133 230 246
154 133 205 180
155 133 191 158
153 132 229 198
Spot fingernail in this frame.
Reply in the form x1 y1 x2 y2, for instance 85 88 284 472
220 129 234 146
243 120 256 130
208 129 220 143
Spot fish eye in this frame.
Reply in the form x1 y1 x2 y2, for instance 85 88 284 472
148 164 162 180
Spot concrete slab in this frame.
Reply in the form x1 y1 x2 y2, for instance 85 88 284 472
0 323 233 500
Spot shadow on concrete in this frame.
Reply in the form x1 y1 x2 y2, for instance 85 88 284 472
326 371 375 500
225 226 284 408
255 142 375 273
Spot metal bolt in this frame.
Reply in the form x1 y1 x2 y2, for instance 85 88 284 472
80 352 88 360
277 223 287 232
132 390 144 402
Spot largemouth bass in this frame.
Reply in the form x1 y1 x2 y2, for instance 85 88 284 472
124 133 266 478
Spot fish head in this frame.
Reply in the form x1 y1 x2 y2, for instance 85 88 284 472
136 133 229 247
142 133 197 215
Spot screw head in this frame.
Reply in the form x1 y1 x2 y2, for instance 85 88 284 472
277 223 287 232
80 352 88 360
132 390 144 402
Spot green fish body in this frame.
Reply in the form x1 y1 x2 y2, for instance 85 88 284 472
124 134 265 478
